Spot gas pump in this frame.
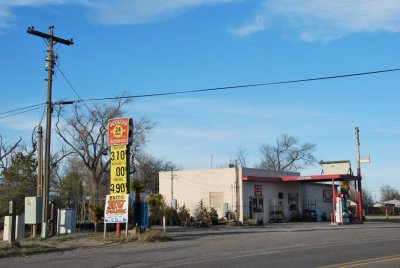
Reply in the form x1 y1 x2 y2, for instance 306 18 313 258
335 181 350 224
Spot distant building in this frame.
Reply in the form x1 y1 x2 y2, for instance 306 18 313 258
159 167 339 224
374 199 400 215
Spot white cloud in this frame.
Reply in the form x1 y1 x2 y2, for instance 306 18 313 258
229 14 266 37
83 0 240 25
0 0 65 32
231 0 400 41
0 0 239 31
372 126 400 134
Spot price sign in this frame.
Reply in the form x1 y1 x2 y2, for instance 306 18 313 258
110 145 128 194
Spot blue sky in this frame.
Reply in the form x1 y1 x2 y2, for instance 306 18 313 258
0 0 399 200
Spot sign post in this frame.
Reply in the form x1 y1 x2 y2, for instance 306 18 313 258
107 117 133 238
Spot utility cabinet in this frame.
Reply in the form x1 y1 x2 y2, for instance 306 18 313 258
57 208 76 234
25 197 42 224
3 214 25 241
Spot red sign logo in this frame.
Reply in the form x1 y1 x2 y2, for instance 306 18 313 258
108 118 130 146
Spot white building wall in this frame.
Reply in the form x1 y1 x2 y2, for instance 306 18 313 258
159 168 238 220
242 181 300 222
301 182 334 219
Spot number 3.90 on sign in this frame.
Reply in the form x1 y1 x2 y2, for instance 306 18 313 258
110 183 126 194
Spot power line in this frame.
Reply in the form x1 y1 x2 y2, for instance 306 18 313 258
0 102 46 116
55 63 95 113
1 67 399 120
78 67 400 102
0 106 45 120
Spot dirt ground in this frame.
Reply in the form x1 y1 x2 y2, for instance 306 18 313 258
0 229 167 258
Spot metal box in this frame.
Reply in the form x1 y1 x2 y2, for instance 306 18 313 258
3 214 25 241
25 197 42 224
57 208 76 234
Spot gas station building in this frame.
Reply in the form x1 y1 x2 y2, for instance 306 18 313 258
159 165 362 224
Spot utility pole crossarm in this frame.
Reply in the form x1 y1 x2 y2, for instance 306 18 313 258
27 26 74 45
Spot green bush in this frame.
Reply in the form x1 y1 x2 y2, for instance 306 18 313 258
178 204 191 226
164 206 179 226
209 208 218 225
290 211 303 222
146 194 166 225
88 204 104 232
196 200 210 227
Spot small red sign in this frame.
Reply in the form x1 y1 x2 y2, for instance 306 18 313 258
108 118 130 146
254 185 262 197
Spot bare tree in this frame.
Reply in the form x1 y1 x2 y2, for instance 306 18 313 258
133 153 179 193
362 188 374 206
380 184 399 201
231 146 249 167
0 135 22 170
259 134 316 172
55 100 153 205
348 185 374 206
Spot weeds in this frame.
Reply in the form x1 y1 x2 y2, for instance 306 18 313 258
0 229 171 258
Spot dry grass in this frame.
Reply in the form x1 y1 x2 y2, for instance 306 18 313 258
365 215 400 223
127 229 171 242
0 229 171 258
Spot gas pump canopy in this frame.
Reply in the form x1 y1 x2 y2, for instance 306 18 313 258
242 174 361 183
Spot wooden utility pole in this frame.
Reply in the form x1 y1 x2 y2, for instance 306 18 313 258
355 127 361 177
171 168 174 208
235 161 240 222
37 125 43 197
27 26 73 238
355 127 363 223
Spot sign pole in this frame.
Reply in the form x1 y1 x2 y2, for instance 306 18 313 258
116 222 121 237
106 118 132 239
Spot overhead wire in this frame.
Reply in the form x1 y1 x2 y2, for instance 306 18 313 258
0 67 399 120
55 63 95 114
0 102 46 116
38 104 46 126
284 2 400 30
77 67 400 103
0 106 45 120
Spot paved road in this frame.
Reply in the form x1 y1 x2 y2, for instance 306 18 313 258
1 222 399 267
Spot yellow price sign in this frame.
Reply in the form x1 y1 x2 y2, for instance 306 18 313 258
110 145 128 194
111 145 127 165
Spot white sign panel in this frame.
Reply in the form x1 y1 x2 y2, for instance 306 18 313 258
360 155 370 164
104 194 129 223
